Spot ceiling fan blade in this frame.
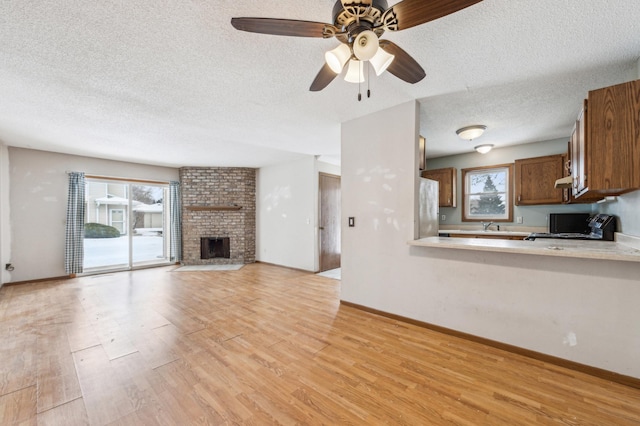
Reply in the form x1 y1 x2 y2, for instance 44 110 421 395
231 17 331 38
382 0 483 31
309 64 338 92
379 40 426 84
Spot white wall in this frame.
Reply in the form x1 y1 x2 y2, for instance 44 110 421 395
7 147 178 282
256 156 318 271
0 143 10 286
341 101 640 379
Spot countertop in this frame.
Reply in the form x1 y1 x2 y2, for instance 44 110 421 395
438 229 531 237
409 233 640 263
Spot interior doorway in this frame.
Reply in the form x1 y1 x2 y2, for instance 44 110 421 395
318 173 341 272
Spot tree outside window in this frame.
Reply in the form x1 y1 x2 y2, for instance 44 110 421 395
462 164 513 222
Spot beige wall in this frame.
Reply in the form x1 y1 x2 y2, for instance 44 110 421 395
341 101 640 379
7 147 178 282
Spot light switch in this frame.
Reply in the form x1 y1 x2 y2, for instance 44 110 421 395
348 217 355 227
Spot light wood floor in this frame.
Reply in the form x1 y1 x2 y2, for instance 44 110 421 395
1 263 640 425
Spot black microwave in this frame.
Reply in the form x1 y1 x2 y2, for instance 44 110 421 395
549 213 591 234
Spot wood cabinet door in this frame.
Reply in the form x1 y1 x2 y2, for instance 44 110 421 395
514 154 564 205
587 79 640 193
422 168 456 207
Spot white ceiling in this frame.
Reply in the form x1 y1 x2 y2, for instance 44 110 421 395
0 1 638 168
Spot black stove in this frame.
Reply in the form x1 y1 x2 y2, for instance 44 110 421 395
525 214 616 241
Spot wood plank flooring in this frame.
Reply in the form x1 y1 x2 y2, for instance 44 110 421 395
1 263 640 425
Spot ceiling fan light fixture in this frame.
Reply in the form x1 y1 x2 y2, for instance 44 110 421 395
325 43 352 74
353 30 379 61
369 47 395 76
344 59 365 83
456 125 487 141
474 144 494 154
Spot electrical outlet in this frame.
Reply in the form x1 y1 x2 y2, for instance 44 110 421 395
517 216 523 224
441 215 446 221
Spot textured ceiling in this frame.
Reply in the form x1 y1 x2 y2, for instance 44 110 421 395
0 1 639 168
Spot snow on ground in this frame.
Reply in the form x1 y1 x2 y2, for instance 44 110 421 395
84 235 165 269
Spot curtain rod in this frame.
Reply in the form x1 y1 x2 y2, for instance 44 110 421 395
66 171 171 185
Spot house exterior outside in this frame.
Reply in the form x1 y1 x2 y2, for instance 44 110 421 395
85 181 140 235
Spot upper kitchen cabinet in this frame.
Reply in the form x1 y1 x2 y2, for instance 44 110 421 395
574 79 640 199
515 154 564 205
421 167 456 207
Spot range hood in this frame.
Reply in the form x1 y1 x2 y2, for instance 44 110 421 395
554 176 573 188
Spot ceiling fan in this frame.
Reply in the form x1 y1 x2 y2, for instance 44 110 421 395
231 0 483 96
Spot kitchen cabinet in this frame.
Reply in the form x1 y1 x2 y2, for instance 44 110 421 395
421 167 456 207
573 79 640 199
565 135 601 204
514 154 564 205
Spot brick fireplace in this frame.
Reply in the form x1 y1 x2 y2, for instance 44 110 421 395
180 167 256 265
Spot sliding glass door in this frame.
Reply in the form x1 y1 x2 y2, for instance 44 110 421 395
84 179 171 272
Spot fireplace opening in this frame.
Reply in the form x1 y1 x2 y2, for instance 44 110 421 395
200 237 231 259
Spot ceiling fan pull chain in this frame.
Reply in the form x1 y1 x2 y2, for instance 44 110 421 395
358 61 362 101
367 61 371 98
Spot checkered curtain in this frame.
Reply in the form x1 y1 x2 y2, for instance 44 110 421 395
169 180 182 262
65 172 86 274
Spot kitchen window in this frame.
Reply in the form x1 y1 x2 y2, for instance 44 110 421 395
462 164 513 222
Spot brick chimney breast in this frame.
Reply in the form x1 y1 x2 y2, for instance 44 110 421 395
179 167 256 265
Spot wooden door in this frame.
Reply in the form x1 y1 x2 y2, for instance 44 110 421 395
319 173 341 272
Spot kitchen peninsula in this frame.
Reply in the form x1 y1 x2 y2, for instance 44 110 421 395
410 233 640 263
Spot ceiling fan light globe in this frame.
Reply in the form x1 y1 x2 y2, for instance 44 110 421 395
369 47 394 76
344 59 365 83
324 44 352 74
353 30 379 61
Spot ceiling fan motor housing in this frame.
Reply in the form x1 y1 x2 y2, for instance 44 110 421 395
332 0 388 43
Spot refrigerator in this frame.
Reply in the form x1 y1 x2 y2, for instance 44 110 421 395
419 177 439 238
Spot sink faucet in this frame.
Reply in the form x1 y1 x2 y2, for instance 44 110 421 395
481 221 494 231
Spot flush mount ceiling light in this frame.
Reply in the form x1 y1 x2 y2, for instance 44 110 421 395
474 144 494 154
456 125 487 141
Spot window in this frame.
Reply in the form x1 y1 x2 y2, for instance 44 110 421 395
84 178 172 271
462 164 513 222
